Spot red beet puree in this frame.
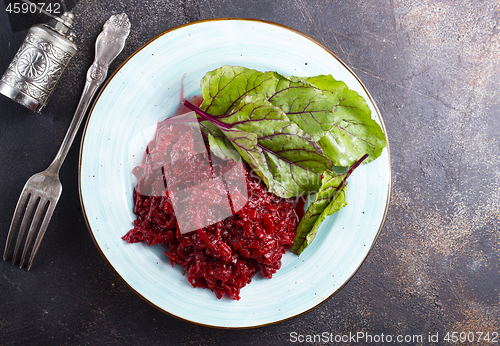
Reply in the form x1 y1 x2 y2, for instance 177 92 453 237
122 118 298 300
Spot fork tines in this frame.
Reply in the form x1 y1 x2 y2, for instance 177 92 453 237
3 190 54 270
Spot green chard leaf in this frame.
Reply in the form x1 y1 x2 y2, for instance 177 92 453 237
200 65 279 116
198 67 386 168
193 65 386 187
302 74 347 91
291 154 368 255
217 127 263 172
220 127 258 149
291 171 348 255
304 75 387 166
268 74 334 141
207 132 254 163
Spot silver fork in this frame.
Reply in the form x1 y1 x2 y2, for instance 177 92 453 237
3 13 131 270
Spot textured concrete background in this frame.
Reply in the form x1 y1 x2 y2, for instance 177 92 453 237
1 0 499 345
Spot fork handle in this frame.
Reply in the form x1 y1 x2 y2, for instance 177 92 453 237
47 13 131 174
47 74 101 174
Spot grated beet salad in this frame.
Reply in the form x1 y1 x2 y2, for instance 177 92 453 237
122 119 299 300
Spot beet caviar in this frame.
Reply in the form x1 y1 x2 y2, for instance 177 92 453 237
122 119 298 300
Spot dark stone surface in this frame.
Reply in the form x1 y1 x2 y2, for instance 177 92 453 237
1 0 499 344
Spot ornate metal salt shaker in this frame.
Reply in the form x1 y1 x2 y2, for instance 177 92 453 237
0 12 77 113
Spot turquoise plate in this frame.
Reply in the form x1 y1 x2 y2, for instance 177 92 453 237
79 19 391 328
